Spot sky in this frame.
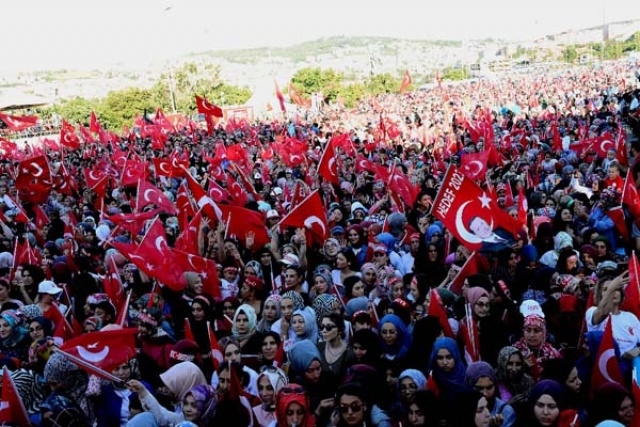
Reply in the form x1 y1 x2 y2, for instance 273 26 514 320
3 0 640 71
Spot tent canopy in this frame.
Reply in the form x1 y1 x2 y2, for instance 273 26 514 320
0 89 51 111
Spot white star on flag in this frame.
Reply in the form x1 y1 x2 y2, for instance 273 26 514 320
478 192 491 208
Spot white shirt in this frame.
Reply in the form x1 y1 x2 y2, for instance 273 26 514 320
586 306 640 354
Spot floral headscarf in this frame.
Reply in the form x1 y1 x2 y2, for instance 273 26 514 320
185 384 217 425
0 310 28 348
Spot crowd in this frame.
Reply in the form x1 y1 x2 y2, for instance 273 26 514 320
0 58 639 427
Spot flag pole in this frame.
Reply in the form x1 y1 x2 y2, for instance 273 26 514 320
52 347 125 385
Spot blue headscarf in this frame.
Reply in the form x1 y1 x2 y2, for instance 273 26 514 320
378 314 409 358
429 337 467 402
375 233 396 254
0 310 28 348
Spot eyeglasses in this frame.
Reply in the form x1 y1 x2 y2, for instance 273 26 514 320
281 386 305 396
339 402 363 414
320 324 336 331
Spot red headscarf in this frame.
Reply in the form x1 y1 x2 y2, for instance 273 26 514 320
275 384 315 427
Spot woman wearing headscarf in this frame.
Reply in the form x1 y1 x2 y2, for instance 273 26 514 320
378 314 410 361
405 316 443 373
448 389 492 427
127 381 217 427
157 361 207 413
253 366 288 426
541 358 587 422
516 379 579 427
496 346 535 404
348 329 382 370
390 369 426 421
289 307 318 349
287 340 338 424
332 381 393 427
513 315 561 381
272 383 315 427
589 383 635 427
187 294 216 378
271 291 305 346
310 270 333 300
257 294 281 333
465 361 516 427
404 389 440 427
0 309 30 363
41 352 91 426
232 303 263 356
428 337 469 421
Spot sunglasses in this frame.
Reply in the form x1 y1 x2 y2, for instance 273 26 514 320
281 386 305 396
339 402 363 414
320 324 336 331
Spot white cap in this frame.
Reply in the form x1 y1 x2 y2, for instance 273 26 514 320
519 300 545 319
266 209 280 219
280 253 300 267
38 280 63 295
271 187 283 196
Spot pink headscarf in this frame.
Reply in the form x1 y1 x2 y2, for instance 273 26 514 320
466 287 490 307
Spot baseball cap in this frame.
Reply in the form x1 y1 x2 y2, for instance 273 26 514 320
267 209 280 219
280 253 300 267
373 244 387 254
38 280 63 295
519 300 545 319
331 226 345 235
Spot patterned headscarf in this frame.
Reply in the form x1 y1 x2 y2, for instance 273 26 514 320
185 384 218 425
0 310 28 348
281 291 304 311
44 352 88 402
312 294 338 324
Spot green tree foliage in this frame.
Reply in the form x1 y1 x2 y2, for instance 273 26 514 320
291 68 344 102
561 45 578 64
440 67 468 81
339 83 367 108
365 73 400 95
46 62 252 130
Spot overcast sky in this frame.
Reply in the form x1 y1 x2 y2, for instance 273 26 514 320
3 0 640 71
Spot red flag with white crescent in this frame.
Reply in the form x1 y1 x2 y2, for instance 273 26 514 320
59 328 137 372
590 316 623 396
0 112 38 132
0 367 30 426
279 190 329 241
460 150 489 181
431 166 522 252
318 138 339 185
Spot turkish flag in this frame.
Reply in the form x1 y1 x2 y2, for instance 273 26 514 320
175 208 204 254
207 321 224 371
623 172 640 220
318 139 339 184
606 206 628 243
195 95 223 118
136 180 177 215
0 138 18 158
60 328 137 372
387 169 419 209
279 190 329 241
617 129 629 167
225 173 249 206
448 251 488 295
0 112 38 131
60 120 81 149
0 367 30 426
460 310 480 365
13 237 41 268
354 155 377 175
79 123 95 143
218 204 270 250
172 249 221 299
622 252 640 320
90 111 102 133
176 181 196 225
184 168 222 220
595 133 616 158
104 208 162 237
103 256 125 311
590 316 623 396
120 158 146 187
275 81 286 112
15 155 51 189
399 69 412 93
84 168 109 197
208 179 231 204
632 360 640 427
153 158 173 178
431 166 521 252
427 289 454 337
289 180 309 210
137 217 171 267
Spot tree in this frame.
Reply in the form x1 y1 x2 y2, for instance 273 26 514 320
48 97 100 126
561 45 578 64
339 83 367 108
365 73 400 95
100 87 156 130
291 68 343 102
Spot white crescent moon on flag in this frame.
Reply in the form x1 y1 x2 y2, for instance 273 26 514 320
328 157 337 176
455 201 485 244
304 215 326 236
31 162 43 177
598 348 616 383
600 139 614 154
210 187 224 200
77 345 109 363
88 170 100 181
155 236 165 253
464 160 483 177
159 162 171 174
212 349 223 364
144 189 155 203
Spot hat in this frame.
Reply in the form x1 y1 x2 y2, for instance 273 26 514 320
243 275 263 290
280 253 300 267
267 209 280 219
373 244 387 254
38 280 63 295
271 187 283 196
331 226 345 235
170 339 200 363
520 299 545 318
